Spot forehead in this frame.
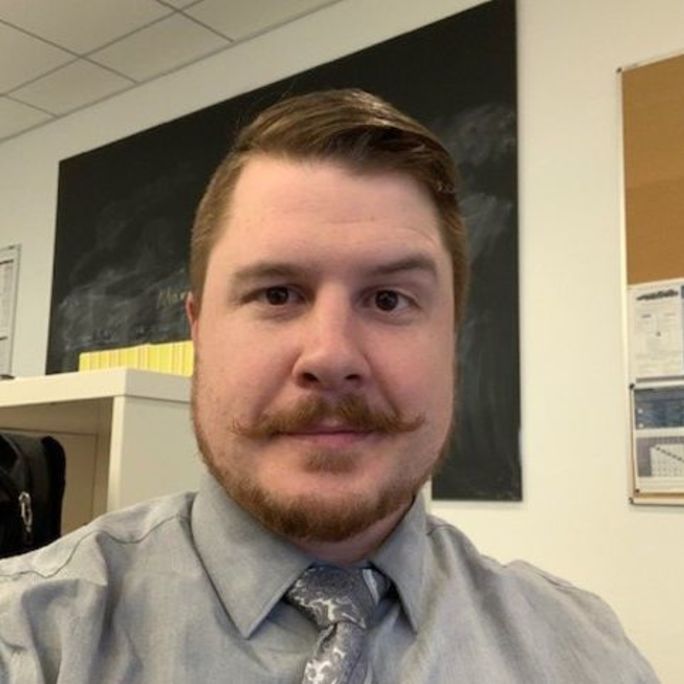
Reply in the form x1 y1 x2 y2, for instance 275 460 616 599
214 155 448 264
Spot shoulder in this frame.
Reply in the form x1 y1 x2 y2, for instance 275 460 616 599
424 512 615 623
422 513 659 682
0 492 198 678
425 512 597 607
0 490 196 585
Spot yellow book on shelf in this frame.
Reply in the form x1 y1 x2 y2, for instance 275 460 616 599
109 349 121 369
158 343 174 373
88 342 194 375
128 346 141 369
170 342 182 375
139 344 150 370
78 351 91 371
182 340 194 377
148 344 161 372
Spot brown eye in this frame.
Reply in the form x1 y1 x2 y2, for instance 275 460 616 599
264 287 290 305
375 290 400 311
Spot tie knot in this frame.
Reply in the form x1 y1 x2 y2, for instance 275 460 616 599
287 565 389 630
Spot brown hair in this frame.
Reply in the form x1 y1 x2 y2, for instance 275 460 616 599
190 88 469 319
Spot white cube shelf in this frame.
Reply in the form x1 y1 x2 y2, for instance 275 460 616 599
0 368 203 533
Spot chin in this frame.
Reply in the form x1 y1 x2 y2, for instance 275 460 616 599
269 492 393 542
213 457 419 542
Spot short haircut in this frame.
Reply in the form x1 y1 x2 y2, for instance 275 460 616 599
190 88 468 319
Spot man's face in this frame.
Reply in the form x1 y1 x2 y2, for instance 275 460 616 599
188 155 455 542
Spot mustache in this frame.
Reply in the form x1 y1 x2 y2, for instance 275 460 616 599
232 394 424 439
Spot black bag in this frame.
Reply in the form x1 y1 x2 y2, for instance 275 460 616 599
0 433 66 559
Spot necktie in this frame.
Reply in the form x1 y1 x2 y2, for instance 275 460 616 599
286 564 390 684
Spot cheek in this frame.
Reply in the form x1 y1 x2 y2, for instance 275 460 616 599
197 322 295 415
392 319 454 384
378 337 454 418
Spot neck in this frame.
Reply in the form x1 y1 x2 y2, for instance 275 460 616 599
290 500 411 565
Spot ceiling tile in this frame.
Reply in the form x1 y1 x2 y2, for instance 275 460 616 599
0 0 172 54
11 61 133 115
90 14 229 82
184 0 336 40
0 23 73 92
0 97 53 140
158 0 201 8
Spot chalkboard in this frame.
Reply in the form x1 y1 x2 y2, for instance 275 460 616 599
48 0 519 500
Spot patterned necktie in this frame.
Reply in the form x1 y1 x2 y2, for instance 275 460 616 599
286 564 390 684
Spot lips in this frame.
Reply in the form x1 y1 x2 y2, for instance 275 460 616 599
279 425 373 448
292 425 368 436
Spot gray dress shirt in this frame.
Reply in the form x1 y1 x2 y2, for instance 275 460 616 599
0 474 659 683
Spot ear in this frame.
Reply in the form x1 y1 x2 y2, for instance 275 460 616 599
186 292 200 344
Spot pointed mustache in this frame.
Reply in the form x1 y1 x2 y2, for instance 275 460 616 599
232 394 424 439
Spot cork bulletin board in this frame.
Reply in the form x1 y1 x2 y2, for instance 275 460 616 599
622 53 684 285
622 53 684 505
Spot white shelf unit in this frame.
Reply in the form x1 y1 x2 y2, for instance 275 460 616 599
0 369 203 533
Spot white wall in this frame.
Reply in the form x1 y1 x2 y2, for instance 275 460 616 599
1 0 683 680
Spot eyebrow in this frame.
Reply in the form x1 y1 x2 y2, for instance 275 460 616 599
365 255 439 280
230 254 439 287
230 263 304 288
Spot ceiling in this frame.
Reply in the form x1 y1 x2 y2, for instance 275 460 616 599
0 0 340 143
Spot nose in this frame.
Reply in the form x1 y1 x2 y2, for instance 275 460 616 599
292 293 369 392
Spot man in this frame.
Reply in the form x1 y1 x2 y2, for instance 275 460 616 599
0 89 658 683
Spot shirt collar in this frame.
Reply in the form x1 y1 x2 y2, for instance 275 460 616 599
370 494 426 634
192 473 427 637
191 473 313 638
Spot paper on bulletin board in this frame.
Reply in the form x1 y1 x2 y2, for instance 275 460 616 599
0 244 20 375
628 278 684 382
631 382 684 496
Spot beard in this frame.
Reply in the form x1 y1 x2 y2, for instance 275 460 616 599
191 360 452 543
